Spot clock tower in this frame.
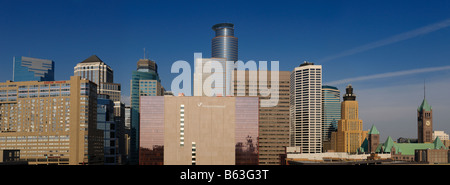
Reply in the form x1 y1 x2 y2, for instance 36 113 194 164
417 98 432 143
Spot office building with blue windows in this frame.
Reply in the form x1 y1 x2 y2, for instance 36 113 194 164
322 85 341 142
129 58 163 165
97 94 120 165
13 56 54 82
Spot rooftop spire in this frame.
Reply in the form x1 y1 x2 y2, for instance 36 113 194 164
418 80 432 112
424 79 426 100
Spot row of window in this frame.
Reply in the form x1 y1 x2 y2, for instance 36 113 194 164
180 104 185 147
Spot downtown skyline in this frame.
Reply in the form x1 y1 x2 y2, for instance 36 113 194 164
1 0 450 141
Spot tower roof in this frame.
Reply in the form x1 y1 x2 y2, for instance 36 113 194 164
383 136 396 152
137 59 157 73
417 98 432 112
433 137 446 149
81 55 104 63
375 136 448 155
322 85 338 90
343 84 356 101
299 61 314 67
368 125 380 135
212 23 234 31
358 138 369 153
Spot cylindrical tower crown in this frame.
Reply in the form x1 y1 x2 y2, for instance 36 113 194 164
212 23 235 36
212 23 238 62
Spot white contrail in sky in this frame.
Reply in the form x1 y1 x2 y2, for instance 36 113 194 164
319 18 450 63
326 65 450 85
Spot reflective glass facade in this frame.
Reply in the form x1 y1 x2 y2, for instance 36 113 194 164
212 23 238 62
129 66 161 165
139 96 164 165
322 85 340 141
235 97 259 165
97 95 119 165
13 56 54 82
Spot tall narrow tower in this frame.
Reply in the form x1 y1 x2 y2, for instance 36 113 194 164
367 125 380 153
212 23 238 62
290 61 322 153
130 58 163 165
334 85 367 154
417 86 432 143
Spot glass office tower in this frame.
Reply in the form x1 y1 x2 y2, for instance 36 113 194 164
212 23 238 62
13 56 54 82
97 94 119 165
322 85 341 142
129 59 162 165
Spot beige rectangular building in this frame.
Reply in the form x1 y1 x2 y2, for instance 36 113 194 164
0 76 103 165
139 96 259 165
232 70 290 165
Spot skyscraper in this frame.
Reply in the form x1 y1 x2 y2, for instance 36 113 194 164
290 61 322 153
192 23 238 97
332 85 367 154
322 85 341 142
74 55 126 164
74 55 121 102
212 23 238 62
129 58 163 164
13 56 54 82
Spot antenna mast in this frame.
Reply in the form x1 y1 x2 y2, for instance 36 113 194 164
424 79 426 99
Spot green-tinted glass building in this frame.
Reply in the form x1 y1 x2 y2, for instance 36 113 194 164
129 59 162 165
322 85 341 142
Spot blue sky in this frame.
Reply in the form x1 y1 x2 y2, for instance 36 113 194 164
1 0 450 140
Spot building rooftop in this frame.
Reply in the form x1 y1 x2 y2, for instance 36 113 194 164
322 85 338 90
375 136 446 155
343 84 356 101
212 23 234 31
81 55 104 64
368 125 380 135
299 61 315 67
418 98 432 112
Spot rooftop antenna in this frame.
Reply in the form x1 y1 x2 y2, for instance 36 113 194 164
424 79 426 100
143 48 146 59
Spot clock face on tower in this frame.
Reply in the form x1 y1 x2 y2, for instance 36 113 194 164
426 120 430 126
